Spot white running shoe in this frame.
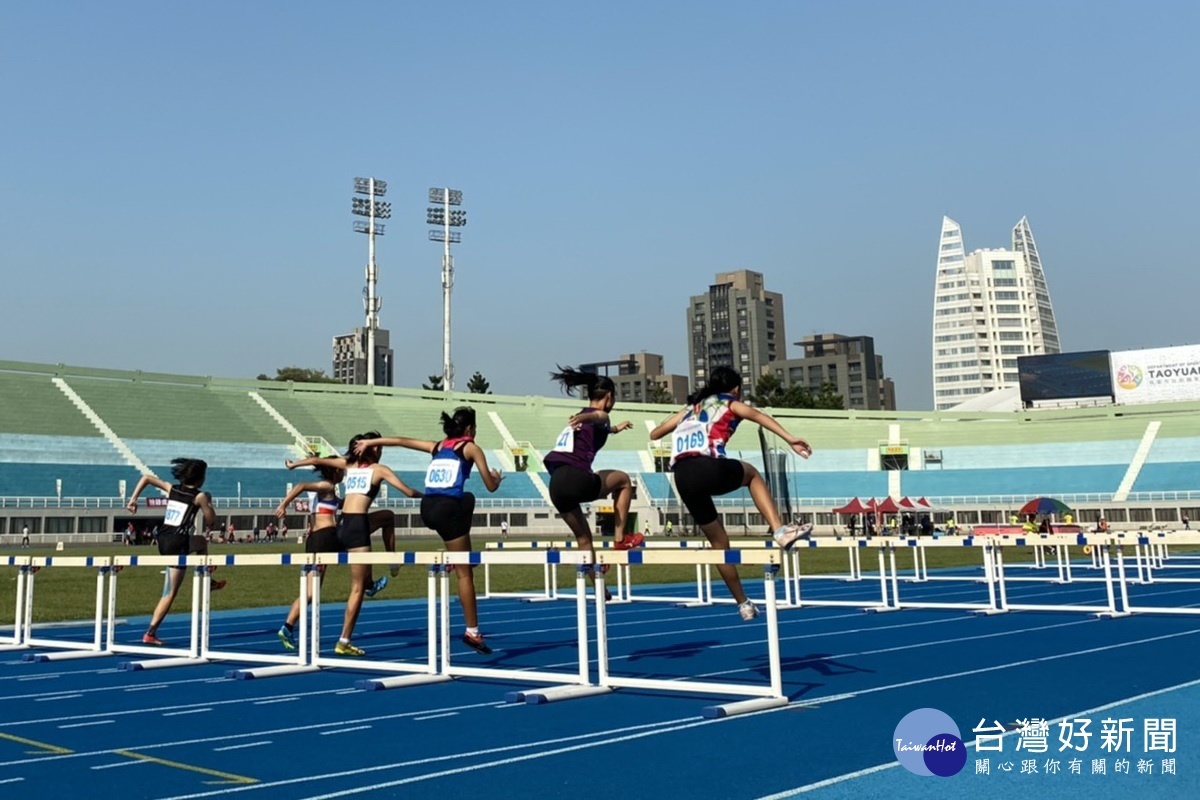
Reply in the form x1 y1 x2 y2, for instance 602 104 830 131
738 600 760 621
774 523 813 551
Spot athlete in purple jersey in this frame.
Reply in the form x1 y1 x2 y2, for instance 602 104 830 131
651 366 813 621
545 366 644 590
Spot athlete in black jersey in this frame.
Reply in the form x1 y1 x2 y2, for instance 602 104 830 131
126 458 223 646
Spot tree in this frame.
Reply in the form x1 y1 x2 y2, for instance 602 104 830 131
747 375 844 410
256 367 339 383
647 382 674 404
467 371 492 394
748 374 788 408
421 374 444 391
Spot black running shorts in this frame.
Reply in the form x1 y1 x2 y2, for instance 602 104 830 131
420 493 476 542
337 513 372 550
672 457 746 527
548 464 603 515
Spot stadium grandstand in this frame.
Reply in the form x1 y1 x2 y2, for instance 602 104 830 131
2 358 1199 545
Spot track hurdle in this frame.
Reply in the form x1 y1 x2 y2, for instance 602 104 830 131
585 548 789 718
304 551 448 691
20 556 114 662
480 540 588 603
109 554 210 670
442 549 612 703
787 537 891 612
867 537 998 614
1111 531 1200 617
195 553 314 679
0 556 29 652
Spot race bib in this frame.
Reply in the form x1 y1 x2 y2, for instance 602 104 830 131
552 425 575 453
344 468 373 495
672 419 708 459
425 459 461 489
163 499 189 527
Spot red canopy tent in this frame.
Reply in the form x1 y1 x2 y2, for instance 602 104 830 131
874 497 900 514
832 497 869 515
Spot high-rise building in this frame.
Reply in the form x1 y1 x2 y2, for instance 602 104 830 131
332 327 394 386
932 216 1061 410
687 269 786 395
577 352 690 405
765 333 896 410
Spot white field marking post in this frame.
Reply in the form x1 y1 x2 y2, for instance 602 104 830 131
110 554 209 670
220 554 318 680
286 551 445 687
21 556 113 662
359 561 449 691
432 549 603 697
0 557 29 651
590 549 788 717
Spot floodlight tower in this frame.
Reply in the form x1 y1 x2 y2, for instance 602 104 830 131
352 177 391 385
427 188 466 392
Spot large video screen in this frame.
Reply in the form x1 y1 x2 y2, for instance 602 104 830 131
1018 350 1114 403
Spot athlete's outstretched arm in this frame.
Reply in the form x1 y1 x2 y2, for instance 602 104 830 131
649 408 689 441
354 436 436 456
126 473 172 512
463 442 503 493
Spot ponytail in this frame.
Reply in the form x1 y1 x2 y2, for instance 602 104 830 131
549 365 615 401
685 366 743 407
440 406 476 437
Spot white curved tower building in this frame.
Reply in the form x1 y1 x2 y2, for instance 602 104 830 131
931 216 1061 410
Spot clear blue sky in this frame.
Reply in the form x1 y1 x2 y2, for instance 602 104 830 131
4 1 1198 410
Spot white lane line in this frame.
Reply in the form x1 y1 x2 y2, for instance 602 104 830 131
34 694 82 702
252 697 299 705
213 741 273 752
58 720 116 729
412 713 458 721
319 726 372 736
163 708 213 717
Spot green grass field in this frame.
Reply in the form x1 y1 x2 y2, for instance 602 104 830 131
0 535 1078 624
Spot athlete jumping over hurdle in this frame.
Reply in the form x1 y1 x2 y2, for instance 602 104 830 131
354 407 504 655
650 367 813 621
544 366 647 599
287 433 421 657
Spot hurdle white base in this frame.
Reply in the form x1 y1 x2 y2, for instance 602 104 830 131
972 608 1009 616
511 685 614 704
0 645 30 652
702 697 789 718
1095 611 1133 619
676 601 712 608
863 606 900 614
357 674 452 691
25 650 111 662
520 597 561 604
119 657 209 671
227 664 321 680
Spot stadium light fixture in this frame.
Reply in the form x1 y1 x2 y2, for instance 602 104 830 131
427 187 467 392
353 176 388 385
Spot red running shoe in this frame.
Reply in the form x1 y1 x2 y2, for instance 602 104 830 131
615 533 645 550
142 633 164 646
